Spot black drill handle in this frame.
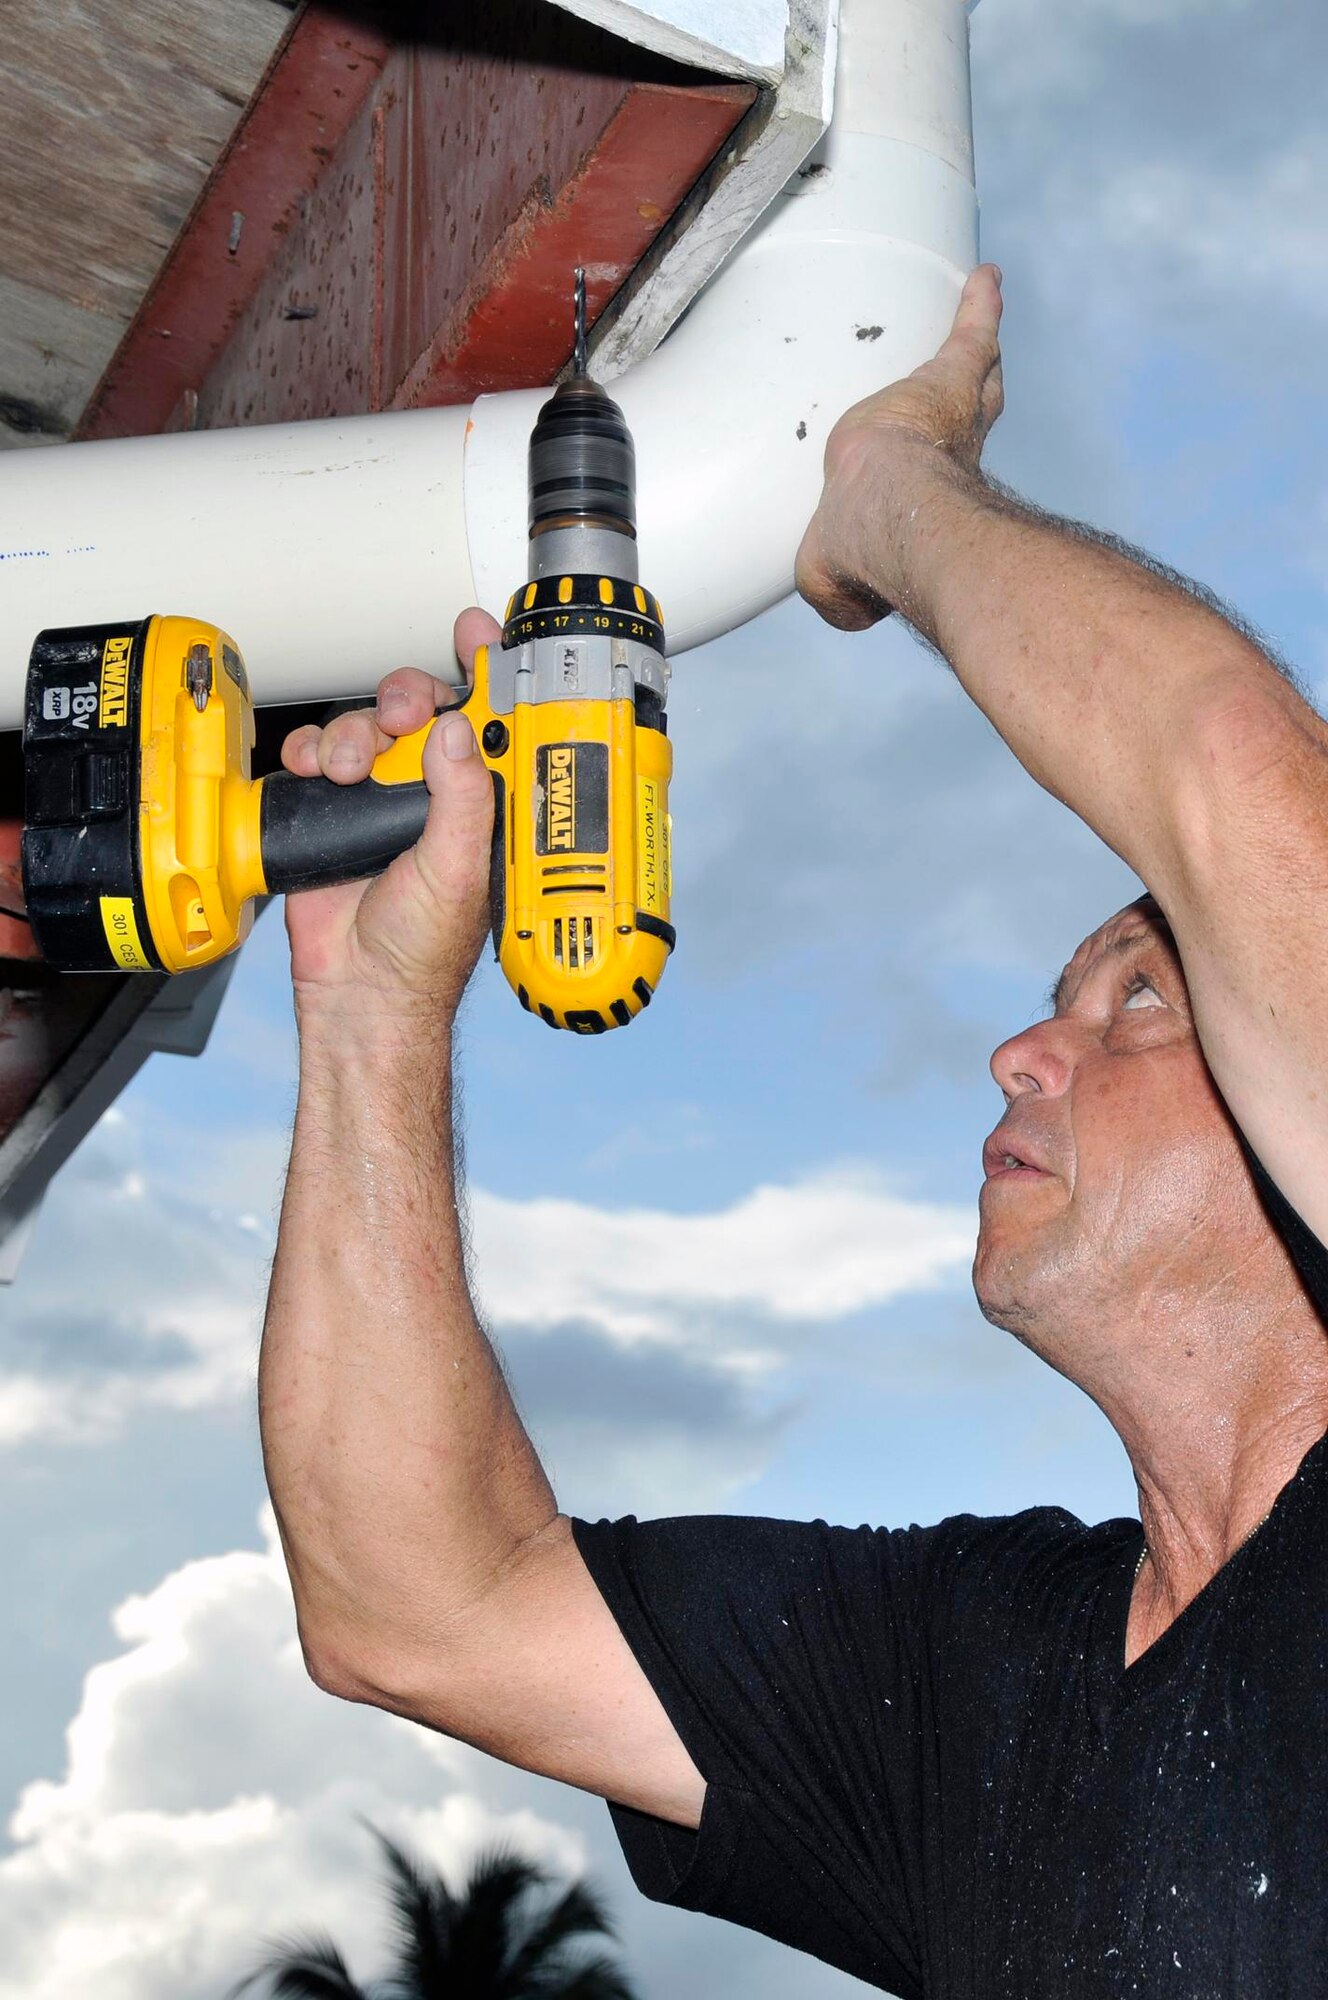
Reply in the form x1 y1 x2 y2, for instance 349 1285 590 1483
258 770 433 895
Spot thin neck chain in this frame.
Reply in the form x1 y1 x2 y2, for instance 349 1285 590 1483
1134 1506 1273 1585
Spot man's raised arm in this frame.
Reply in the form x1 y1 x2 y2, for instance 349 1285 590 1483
798 265 1328 1246
258 618 703 1826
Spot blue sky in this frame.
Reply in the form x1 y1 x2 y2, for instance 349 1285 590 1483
0 1 1325 1993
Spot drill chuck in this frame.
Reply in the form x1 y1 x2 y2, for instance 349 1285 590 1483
527 374 637 541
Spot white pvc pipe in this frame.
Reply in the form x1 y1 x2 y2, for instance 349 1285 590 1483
0 0 977 728
0 406 475 728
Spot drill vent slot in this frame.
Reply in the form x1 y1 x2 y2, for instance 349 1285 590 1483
551 916 597 970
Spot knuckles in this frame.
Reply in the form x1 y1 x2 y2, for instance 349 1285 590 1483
320 713 377 778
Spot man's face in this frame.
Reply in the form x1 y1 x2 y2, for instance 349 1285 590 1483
974 898 1256 1353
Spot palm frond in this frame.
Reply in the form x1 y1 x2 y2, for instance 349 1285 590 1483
230 1827 635 2000
533 1950 640 2000
368 1825 454 1992
227 1931 370 2000
500 1879 618 1996
448 1846 548 1991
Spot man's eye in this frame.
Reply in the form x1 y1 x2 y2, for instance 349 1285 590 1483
1122 981 1164 1011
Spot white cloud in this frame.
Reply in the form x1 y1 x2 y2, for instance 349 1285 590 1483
1101 0 1252 17
0 1511 584 2000
975 0 1259 111
0 1375 98 1447
471 1169 974 1356
1026 134 1328 334
976 0 1327 340
0 1099 973 1448
0 1112 278 1447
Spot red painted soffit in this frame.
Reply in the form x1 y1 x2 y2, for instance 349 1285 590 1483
75 6 395 443
78 9 756 439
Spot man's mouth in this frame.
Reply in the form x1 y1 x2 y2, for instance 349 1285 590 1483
982 1132 1051 1181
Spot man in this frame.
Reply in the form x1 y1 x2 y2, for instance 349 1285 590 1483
260 266 1328 1997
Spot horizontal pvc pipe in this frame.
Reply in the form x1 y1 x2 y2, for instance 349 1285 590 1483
0 407 475 728
0 0 977 728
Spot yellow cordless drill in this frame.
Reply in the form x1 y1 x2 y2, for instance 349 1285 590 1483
21 276 674 1033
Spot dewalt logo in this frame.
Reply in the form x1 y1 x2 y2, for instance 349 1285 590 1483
98 634 132 729
536 742 609 858
545 745 575 851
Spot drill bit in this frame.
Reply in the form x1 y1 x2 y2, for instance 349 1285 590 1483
572 267 588 378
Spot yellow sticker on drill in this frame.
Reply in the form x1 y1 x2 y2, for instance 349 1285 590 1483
99 896 152 971
637 778 669 916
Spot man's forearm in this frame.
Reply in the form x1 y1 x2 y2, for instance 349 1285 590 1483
259 1006 556 1700
863 442 1297 891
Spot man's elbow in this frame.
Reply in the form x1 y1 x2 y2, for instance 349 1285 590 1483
290 1519 571 1720
297 1621 442 1716
299 1627 386 1705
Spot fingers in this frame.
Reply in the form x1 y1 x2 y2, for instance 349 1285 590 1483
280 723 324 778
279 700 396 781
981 353 1006 434
375 665 455 737
278 664 463 784
882 263 1004 464
278 603 501 787
925 263 1003 393
454 606 503 685
949 263 1003 354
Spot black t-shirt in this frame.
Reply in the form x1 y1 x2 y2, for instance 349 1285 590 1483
571 1162 1328 1998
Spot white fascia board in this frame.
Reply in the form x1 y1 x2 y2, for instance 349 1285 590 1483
571 0 840 381
544 0 789 82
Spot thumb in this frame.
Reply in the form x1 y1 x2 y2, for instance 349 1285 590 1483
915 264 1003 398
411 712 494 918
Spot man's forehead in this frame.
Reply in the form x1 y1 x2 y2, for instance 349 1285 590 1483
1052 898 1180 1010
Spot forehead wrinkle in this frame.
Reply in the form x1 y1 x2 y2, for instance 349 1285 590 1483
1051 926 1167 1016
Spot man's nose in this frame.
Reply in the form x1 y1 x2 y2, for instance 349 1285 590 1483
989 1018 1074 1101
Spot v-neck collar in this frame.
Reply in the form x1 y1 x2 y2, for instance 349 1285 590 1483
1086 1426 1328 1734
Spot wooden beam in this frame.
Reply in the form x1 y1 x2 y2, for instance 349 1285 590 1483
75 5 396 440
